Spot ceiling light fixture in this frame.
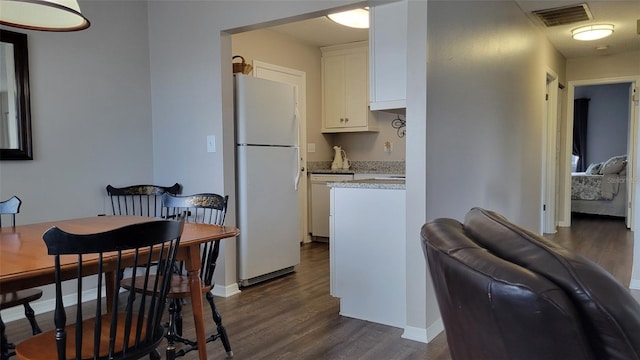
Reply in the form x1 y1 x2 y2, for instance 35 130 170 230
0 0 90 32
327 8 369 29
571 24 614 41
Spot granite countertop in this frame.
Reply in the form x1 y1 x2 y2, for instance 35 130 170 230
308 169 355 174
328 178 406 190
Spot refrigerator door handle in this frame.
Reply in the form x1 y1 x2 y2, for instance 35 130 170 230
294 106 301 191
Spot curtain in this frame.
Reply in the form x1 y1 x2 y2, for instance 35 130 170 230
573 98 590 172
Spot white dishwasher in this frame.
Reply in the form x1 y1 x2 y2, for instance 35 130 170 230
310 173 354 239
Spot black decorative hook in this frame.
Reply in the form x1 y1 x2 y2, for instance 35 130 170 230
391 115 406 138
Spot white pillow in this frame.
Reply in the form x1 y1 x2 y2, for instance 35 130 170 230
600 155 627 175
585 162 603 175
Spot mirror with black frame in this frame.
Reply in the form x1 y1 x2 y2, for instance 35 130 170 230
0 29 32 160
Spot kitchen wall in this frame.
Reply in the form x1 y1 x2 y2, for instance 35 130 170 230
232 29 406 163
575 83 630 165
334 113 406 162
231 29 330 161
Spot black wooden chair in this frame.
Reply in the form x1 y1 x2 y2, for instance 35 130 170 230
106 183 182 217
14 218 184 360
0 196 42 360
122 193 232 359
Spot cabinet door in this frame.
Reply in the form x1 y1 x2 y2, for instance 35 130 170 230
369 0 407 111
344 51 368 128
323 55 346 129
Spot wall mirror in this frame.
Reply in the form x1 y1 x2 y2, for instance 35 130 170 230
0 29 32 160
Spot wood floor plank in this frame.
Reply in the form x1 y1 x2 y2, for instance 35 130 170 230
3 214 635 359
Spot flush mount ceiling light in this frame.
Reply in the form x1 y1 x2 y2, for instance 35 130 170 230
571 24 614 41
327 8 369 29
0 0 90 32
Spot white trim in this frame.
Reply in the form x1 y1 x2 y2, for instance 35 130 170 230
211 282 241 297
542 68 559 234
1 282 242 324
0 287 103 323
630 278 640 290
402 325 427 343
402 317 444 344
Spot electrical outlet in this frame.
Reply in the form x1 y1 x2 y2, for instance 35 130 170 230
384 141 393 153
308 143 316 153
207 135 215 153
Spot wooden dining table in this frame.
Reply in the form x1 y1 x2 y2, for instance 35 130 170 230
0 216 239 360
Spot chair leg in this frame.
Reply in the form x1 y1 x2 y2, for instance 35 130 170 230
166 299 177 360
206 291 233 358
149 349 161 360
1 316 10 360
23 303 41 335
175 298 183 336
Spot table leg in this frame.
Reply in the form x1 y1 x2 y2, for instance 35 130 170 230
105 271 116 312
183 245 207 360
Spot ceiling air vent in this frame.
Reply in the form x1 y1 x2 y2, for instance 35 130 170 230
532 3 593 27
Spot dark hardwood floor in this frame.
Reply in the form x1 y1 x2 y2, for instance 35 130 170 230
3 214 636 359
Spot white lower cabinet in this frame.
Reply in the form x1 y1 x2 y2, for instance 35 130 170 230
329 186 406 328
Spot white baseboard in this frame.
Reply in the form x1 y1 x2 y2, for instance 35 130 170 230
1 283 241 324
402 326 427 343
630 279 640 290
212 282 241 297
1 288 101 323
402 318 444 344
426 317 444 341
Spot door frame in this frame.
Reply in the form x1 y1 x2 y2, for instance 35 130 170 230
252 60 311 243
559 76 639 229
542 69 559 234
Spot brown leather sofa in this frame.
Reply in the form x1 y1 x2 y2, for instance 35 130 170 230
421 207 640 360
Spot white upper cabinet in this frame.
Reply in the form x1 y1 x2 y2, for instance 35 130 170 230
369 0 407 112
321 41 377 133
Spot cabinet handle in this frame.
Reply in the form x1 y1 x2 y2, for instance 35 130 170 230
345 118 349 122
340 118 344 122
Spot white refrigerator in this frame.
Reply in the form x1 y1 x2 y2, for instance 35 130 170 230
235 74 301 287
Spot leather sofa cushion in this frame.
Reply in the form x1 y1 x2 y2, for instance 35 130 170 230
422 218 594 360
464 207 640 360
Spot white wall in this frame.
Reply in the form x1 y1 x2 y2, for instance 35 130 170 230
567 51 640 81
0 1 154 224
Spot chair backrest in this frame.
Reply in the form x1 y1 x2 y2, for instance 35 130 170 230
0 196 21 227
463 207 640 360
421 218 594 360
421 208 640 360
42 219 184 360
106 183 181 217
162 193 228 286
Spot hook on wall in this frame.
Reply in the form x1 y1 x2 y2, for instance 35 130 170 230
391 115 406 138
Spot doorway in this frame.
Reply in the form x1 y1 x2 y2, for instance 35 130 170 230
252 60 310 243
560 77 639 230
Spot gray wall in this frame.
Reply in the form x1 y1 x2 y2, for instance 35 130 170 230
0 1 154 224
425 1 565 228
575 83 630 166
0 0 570 341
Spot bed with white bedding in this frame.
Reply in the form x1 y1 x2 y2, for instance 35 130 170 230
571 155 628 217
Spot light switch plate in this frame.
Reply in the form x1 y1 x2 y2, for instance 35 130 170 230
207 135 215 153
